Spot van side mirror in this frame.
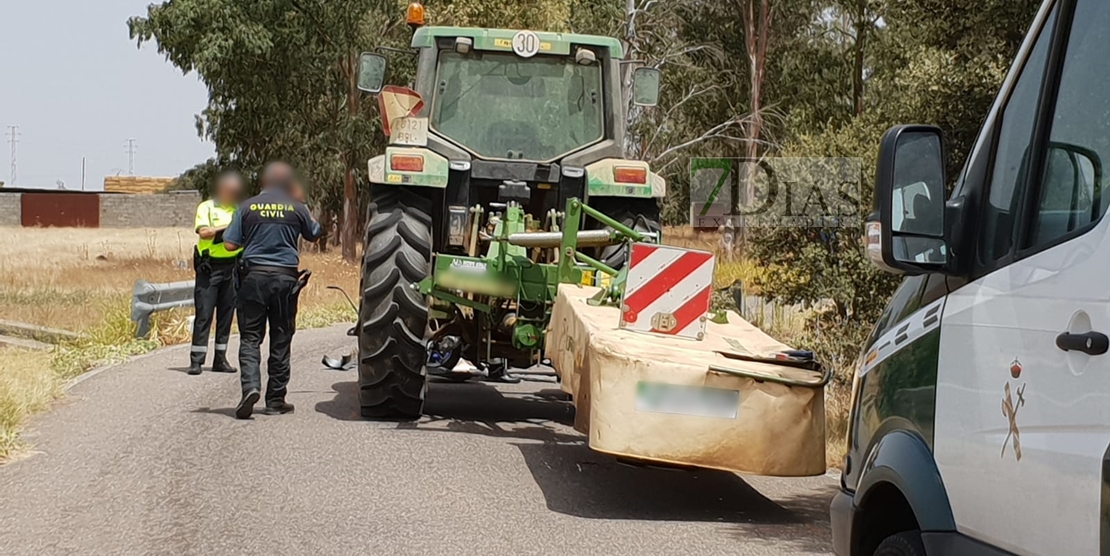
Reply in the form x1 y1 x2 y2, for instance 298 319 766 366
632 67 661 107
869 125 950 275
357 53 388 94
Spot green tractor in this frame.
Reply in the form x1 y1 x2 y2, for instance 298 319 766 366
355 19 666 419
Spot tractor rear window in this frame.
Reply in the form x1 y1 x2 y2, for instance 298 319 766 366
431 51 604 162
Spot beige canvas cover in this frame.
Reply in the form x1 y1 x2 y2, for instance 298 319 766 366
546 284 826 476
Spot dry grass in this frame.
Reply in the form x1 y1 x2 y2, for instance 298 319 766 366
0 348 62 460
0 228 359 333
824 380 852 468
0 228 195 330
0 227 360 462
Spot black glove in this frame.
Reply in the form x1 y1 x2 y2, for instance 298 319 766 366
213 229 225 244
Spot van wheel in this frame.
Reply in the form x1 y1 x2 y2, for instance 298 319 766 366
873 531 926 556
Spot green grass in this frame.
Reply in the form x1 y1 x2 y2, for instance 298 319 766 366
296 302 355 330
0 289 97 306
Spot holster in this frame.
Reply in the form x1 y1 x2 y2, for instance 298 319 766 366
291 269 312 297
194 249 213 275
264 269 311 331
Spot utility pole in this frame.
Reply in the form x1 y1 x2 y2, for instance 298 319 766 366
81 156 87 190
124 138 137 176
6 125 19 186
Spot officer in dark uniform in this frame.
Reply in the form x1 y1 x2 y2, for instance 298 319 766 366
223 162 322 419
188 171 244 376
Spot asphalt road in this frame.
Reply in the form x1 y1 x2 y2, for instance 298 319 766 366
0 325 837 555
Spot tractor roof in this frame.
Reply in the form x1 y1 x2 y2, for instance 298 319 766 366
411 27 625 59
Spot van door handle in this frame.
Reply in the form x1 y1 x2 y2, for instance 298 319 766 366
1056 331 1110 355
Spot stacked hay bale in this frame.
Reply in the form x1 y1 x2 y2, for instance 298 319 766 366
103 176 175 194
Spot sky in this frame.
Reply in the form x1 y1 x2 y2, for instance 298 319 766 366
0 0 214 191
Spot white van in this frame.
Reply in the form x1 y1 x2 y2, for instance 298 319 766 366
830 0 1110 554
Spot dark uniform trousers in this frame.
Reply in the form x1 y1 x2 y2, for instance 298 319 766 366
190 252 238 368
237 269 299 404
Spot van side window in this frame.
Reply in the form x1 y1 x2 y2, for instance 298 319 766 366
978 8 1057 264
1025 0 1110 250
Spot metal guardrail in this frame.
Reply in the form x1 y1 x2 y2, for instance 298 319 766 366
131 280 194 339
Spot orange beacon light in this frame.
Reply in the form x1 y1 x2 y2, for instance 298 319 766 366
406 2 426 29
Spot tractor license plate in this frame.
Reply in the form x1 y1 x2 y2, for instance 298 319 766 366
389 117 429 147
635 381 739 419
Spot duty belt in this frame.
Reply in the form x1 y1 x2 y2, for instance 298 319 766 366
243 264 300 278
208 255 240 265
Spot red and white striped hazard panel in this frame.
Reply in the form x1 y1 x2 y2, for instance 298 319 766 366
619 243 715 341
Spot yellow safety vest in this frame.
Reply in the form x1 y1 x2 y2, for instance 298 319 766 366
194 200 242 259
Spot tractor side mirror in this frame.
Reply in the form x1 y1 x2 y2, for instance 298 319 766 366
358 52 388 94
632 67 661 107
869 125 950 275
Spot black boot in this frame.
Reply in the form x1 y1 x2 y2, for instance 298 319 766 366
236 389 260 420
211 351 238 373
262 400 295 415
187 353 204 376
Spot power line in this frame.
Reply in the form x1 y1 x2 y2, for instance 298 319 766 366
6 125 19 186
124 138 137 176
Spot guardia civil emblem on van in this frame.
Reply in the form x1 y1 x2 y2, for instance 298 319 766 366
1001 360 1026 462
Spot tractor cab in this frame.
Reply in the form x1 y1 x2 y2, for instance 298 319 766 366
357 12 664 256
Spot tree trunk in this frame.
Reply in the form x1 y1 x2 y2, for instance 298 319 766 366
744 83 763 206
341 50 360 263
738 0 772 234
342 168 357 261
316 207 330 253
853 17 867 116
623 0 638 156
332 212 342 248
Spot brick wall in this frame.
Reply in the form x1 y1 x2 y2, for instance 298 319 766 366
0 193 21 227
0 190 201 228
99 191 201 228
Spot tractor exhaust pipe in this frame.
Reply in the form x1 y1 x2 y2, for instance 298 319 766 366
507 230 617 248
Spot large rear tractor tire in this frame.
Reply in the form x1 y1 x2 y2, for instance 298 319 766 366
358 187 432 420
594 198 663 270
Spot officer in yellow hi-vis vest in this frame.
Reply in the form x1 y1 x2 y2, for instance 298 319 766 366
188 171 244 375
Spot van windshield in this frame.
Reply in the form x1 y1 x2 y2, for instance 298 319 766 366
431 52 604 161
